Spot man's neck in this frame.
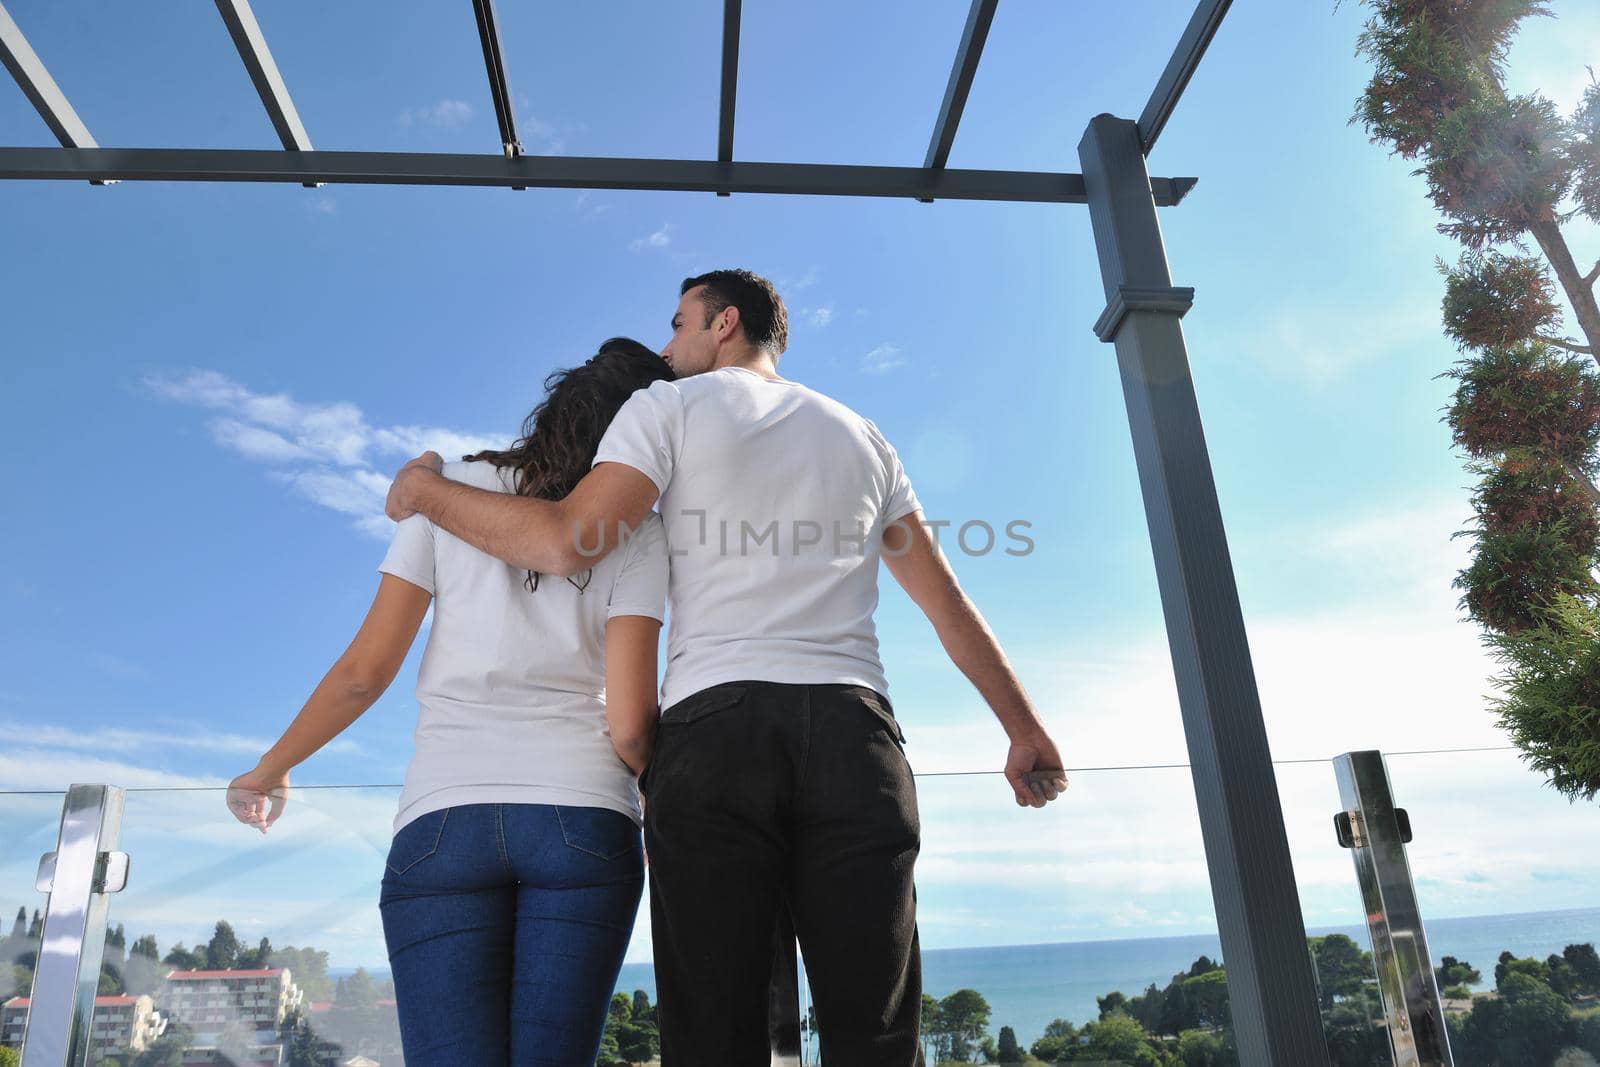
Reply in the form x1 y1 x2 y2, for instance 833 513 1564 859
713 347 783 381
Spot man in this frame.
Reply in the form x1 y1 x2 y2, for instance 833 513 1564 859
385 269 1066 1065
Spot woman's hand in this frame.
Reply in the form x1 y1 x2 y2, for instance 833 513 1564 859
226 766 290 834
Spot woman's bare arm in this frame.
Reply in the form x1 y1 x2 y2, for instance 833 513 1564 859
228 574 432 830
605 614 663 777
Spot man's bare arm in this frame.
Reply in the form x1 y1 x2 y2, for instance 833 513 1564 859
386 454 661 577
882 509 1066 807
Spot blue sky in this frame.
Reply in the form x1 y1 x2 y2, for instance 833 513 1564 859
2 0 1599 968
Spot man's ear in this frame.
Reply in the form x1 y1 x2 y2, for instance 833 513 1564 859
718 305 742 343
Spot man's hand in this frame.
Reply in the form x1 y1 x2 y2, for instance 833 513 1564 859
1003 732 1068 809
385 452 444 521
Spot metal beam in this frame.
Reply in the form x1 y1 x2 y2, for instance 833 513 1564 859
471 0 521 158
213 0 312 151
718 0 741 164
0 2 95 148
0 146 1198 205
1078 114 1328 1066
1137 0 1231 155
924 0 999 170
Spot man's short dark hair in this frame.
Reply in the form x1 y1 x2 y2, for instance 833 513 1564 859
680 269 789 356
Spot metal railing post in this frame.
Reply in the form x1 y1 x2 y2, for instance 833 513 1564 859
20 784 129 1067
1333 750 1453 1066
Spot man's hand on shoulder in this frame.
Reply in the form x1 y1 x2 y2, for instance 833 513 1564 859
386 451 445 521
1004 730 1069 809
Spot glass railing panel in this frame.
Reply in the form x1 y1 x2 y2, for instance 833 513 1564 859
1279 756 1397 1065
1383 748 1600 1067
106 785 406 1066
0 790 63 1049
896 766 1236 1067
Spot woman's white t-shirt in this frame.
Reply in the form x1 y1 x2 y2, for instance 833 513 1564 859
377 460 668 833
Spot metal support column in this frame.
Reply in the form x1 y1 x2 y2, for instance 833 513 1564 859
1334 750 1453 1066
21 784 130 1067
1077 113 1329 1065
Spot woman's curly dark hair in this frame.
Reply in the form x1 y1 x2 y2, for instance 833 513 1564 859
464 337 673 591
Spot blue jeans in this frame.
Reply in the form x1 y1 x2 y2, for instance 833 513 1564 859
378 802 644 1066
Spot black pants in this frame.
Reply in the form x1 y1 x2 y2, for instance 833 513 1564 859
642 680 923 1066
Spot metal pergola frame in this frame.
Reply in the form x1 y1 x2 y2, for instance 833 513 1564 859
0 2 1336 1064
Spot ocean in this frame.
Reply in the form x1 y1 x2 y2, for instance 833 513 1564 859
609 906 1600 1049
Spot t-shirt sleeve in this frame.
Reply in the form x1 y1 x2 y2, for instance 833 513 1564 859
591 380 684 495
607 514 668 621
377 514 437 595
867 420 922 524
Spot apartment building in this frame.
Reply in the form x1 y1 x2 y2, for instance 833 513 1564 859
0 993 166 1060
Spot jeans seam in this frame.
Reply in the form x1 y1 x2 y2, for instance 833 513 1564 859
495 805 512 877
385 807 449 877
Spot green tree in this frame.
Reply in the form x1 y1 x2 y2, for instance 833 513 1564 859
936 989 992 1063
1182 970 1231 1030
921 993 948 1064
268 946 332 1002
1437 955 1483 989
1564 942 1600 993
236 936 272 970
995 1024 1023 1063
124 936 163 997
1355 0 1600 800
630 988 654 1023
162 943 202 971
0 1046 18 1067
1310 934 1374 1009
1496 950 1553 991
282 1009 330 1067
1176 1028 1230 1067
131 1022 194 1067
1097 990 1129 1019
1458 970 1572 1065
1029 1018 1078 1063
1128 982 1167 1034
205 921 240 971
336 967 377 1010
1080 1012 1160 1065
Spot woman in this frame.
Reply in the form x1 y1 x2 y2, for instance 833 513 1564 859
226 338 674 1066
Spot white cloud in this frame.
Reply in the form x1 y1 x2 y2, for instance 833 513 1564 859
861 343 906 375
308 196 336 216
398 99 474 129
780 268 819 293
0 751 221 792
629 223 674 252
1229 297 1445 388
801 306 834 328
0 722 357 760
147 371 499 538
574 192 610 219
207 419 314 463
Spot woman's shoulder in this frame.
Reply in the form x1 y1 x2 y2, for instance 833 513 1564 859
443 459 515 493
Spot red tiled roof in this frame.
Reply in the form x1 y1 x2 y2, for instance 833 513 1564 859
164 969 281 981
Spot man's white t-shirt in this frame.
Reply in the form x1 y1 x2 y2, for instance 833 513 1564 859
592 365 920 710
378 460 668 833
